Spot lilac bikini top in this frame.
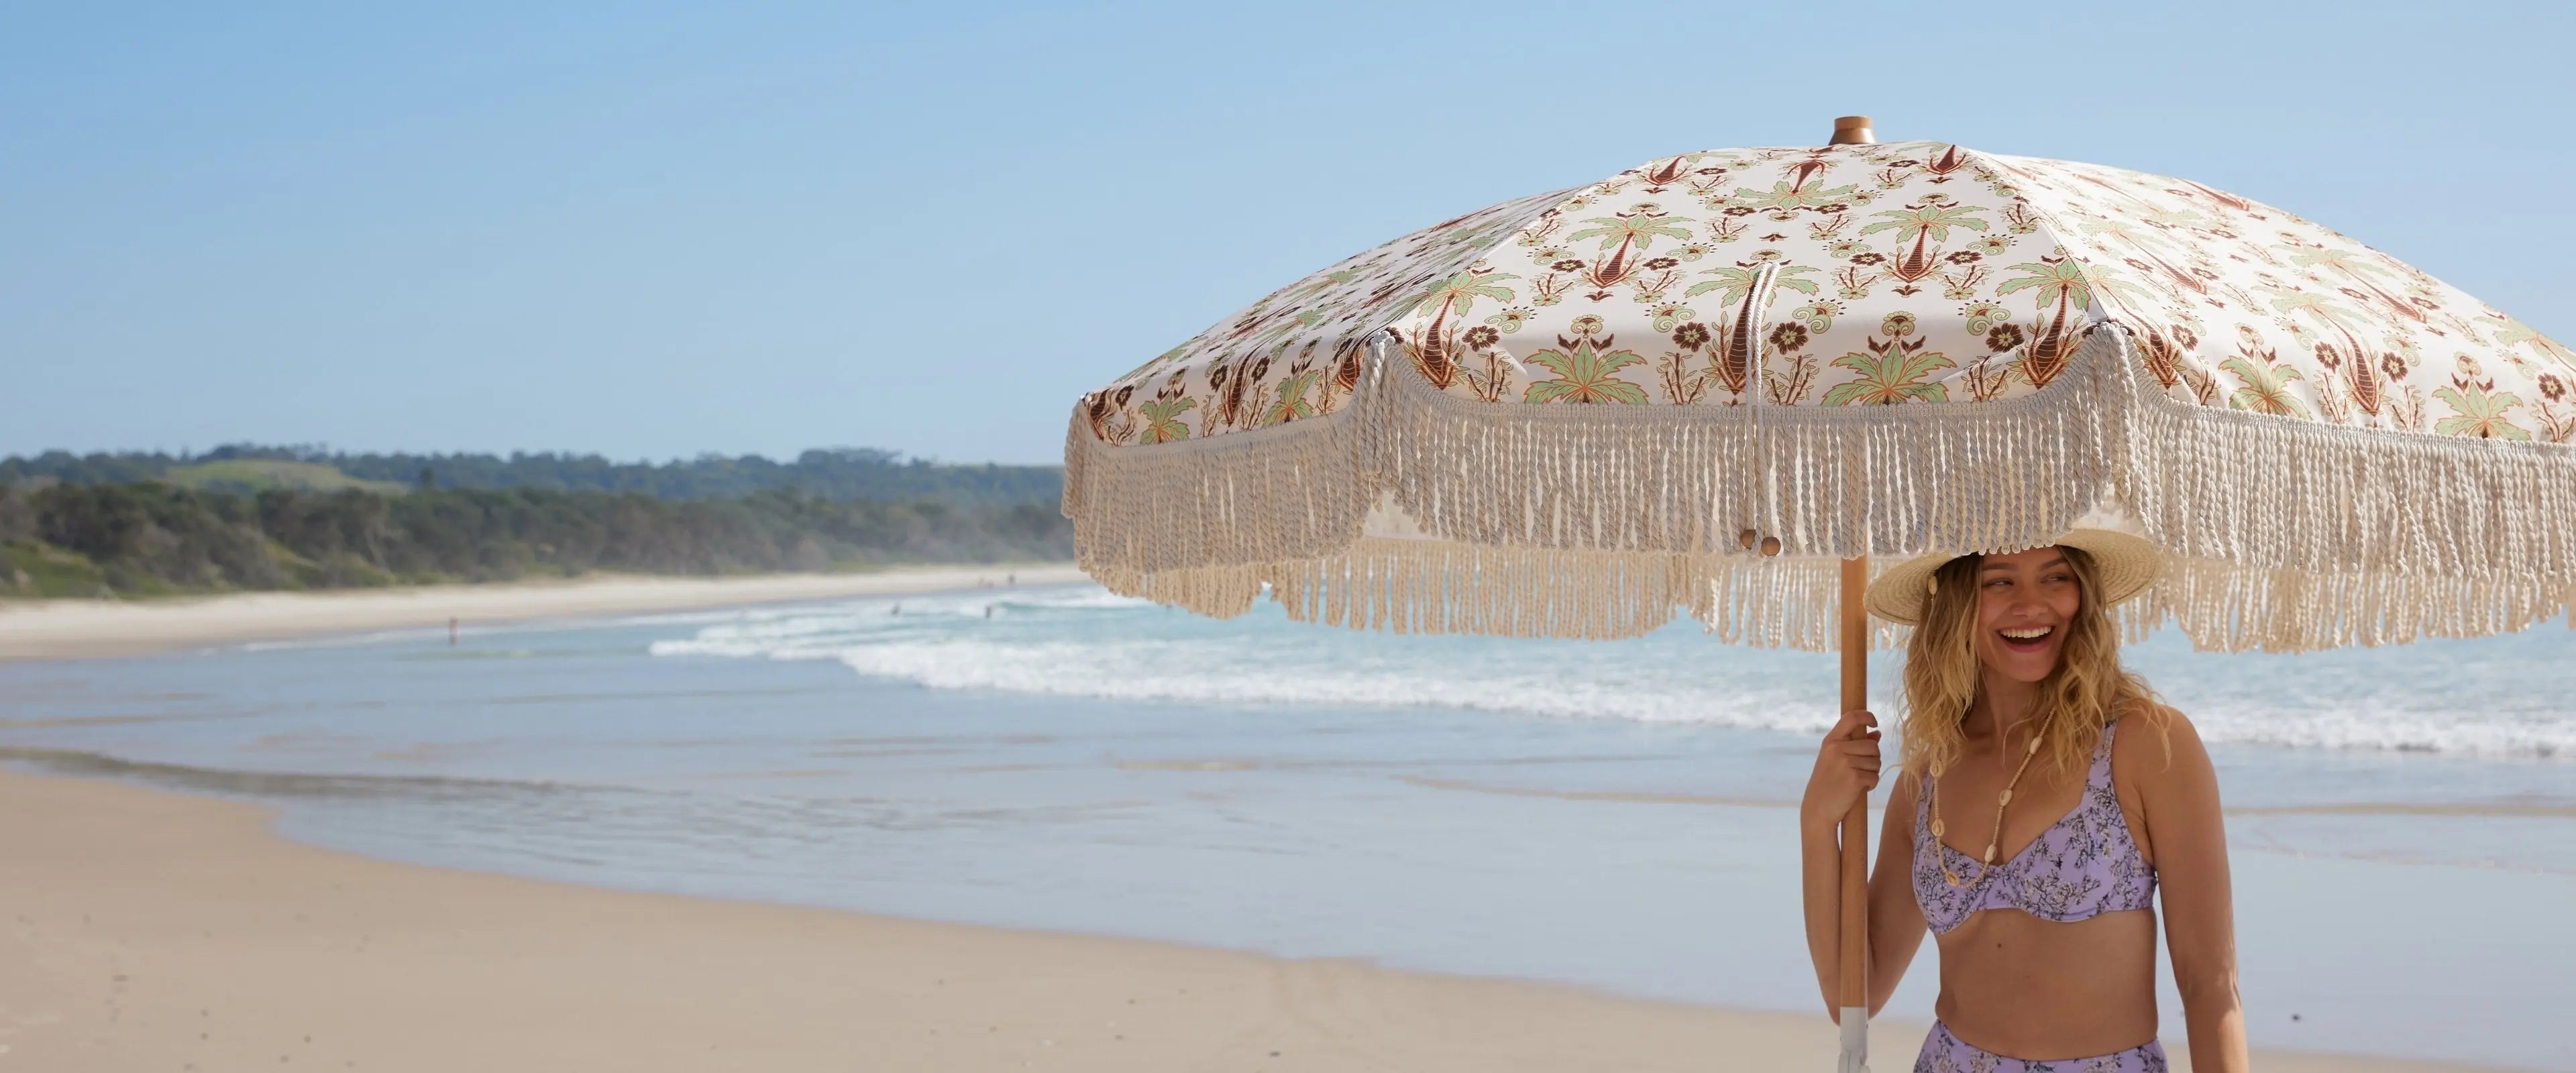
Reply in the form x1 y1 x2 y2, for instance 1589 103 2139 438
1911 720 2156 934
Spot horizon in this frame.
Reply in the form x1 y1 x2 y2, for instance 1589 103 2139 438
1 441 1063 469
8 1 2572 465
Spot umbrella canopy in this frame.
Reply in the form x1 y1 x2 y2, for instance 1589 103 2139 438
1065 137 2576 651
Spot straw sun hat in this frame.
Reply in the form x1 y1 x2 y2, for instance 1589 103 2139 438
1862 510 2166 626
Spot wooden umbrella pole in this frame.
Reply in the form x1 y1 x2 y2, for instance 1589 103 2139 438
1837 555 1872 1070
1828 117 1877 1072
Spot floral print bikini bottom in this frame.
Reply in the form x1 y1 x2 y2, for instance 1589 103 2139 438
1915 1021 2167 1072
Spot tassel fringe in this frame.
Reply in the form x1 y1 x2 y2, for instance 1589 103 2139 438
1065 328 2576 652
1091 540 1903 649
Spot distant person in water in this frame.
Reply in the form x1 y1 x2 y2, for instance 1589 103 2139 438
1799 527 2246 1072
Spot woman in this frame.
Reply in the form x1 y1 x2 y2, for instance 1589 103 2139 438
1798 528 2248 1072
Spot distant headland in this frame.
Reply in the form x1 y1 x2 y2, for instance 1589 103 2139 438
1 445 1069 599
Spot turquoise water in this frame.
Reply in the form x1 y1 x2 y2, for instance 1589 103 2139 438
1 583 2570 1069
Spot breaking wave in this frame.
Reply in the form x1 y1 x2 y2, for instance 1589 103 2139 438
649 586 2576 759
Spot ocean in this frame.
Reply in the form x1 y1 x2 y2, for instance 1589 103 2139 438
3 582 2571 1069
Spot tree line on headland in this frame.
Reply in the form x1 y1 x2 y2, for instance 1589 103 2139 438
2 444 1063 506
0 446 1071 599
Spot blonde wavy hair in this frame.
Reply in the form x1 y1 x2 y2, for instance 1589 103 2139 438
1898 546 2167 780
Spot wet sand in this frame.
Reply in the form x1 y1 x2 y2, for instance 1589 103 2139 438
0 564 1085 661
0 767 2494 1072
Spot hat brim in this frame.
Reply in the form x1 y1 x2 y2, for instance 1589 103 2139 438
1862 529 2164 626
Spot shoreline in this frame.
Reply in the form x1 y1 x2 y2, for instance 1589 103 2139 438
0 563 1087 661
0 765 2504 1071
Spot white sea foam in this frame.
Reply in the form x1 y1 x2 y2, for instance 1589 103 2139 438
822 638 1832 733
2165 700 2572 758
649 585 2576 760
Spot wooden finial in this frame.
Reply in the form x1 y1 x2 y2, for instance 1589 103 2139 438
1829 115 1876 146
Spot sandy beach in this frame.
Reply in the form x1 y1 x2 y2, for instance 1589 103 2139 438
0 565 1087 661
0 766 2493 1072
0 576 2557 1070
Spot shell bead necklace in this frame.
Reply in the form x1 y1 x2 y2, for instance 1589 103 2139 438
1929 727 2045 889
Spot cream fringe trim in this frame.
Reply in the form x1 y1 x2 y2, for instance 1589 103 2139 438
2148 560 2570 652
1089 540 1900 649
1064 329 2576 653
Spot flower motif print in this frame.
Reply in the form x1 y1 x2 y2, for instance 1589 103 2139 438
1087 142 2570 449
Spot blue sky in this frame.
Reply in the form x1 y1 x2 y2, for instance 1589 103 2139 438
5 1 2570 465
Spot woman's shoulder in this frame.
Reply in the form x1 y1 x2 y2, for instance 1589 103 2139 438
2111 700 2211 785
2111 696 2189 730
1888 760 1926 801
1882 763 1924 838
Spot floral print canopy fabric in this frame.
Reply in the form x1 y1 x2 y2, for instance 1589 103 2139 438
1088 142 2570 442
1063 140 2576 652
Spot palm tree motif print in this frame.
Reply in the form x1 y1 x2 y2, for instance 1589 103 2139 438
2433 383 2530 439
1413 266 1521 321
1085 140 2570 448
2129 323 2198 390
2280 241 2427 324
1920 144 1972 183
1137 397 1195 443
1523 337 1649 404
1623 155 1706 194
1407 266 1519 386
1996 257 2096 387
2268 286 2387 418
2479 311 2576 368
2218 347 2311 417
1998 258 2094 313
2434 357 2530 440
1858 195 1988 294
1566 206 1691 296
1823 317 1955 406
2080 217 2212 300
1565 207 1693 254
1710 264 1782 400
1686 261 1819 306
1265 368 1323 426
1097 182 1573 441
1725 164 1859 220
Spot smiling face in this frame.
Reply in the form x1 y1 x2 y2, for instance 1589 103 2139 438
1971 546 2086 684
1902 543 2149 783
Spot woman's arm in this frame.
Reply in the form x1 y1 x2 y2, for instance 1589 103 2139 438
1864 765 1929 1014
2137 710 2249 1072
1799 710 1929 1019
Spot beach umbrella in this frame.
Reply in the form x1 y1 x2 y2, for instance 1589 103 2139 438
1059 117 2576 1070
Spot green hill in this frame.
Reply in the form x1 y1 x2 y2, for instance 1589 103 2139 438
3 446 1063 507
0 482 1070 599
160 459 411 495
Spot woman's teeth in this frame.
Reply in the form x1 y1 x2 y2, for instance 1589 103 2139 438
2000 627 2052 640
